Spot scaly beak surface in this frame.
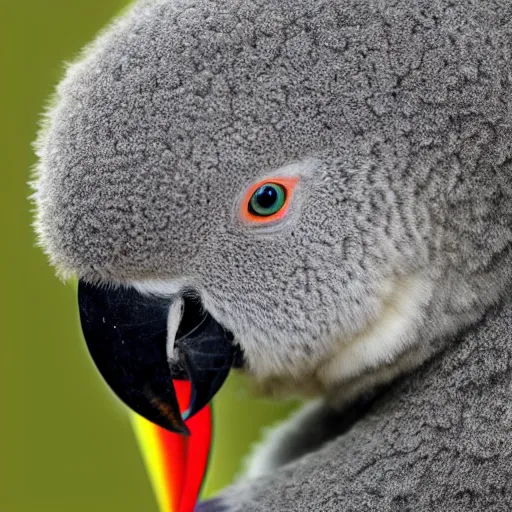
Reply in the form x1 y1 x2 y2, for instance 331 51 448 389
78 280 240 435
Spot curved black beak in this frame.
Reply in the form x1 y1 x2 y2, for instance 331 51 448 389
77 280 241 436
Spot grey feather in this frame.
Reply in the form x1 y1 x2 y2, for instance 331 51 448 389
217 297 512 511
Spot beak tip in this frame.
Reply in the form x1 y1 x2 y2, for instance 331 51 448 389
176 423 191 437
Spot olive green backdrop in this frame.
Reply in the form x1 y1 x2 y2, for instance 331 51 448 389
1 2 297 511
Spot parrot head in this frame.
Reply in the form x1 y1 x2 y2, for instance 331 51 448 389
32 0 512 432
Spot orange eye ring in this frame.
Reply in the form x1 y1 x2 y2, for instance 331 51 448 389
240 177 299 224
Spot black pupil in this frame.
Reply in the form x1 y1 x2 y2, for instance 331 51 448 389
255 185 278 209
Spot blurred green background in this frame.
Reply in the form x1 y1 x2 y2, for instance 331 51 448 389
1 2 297 510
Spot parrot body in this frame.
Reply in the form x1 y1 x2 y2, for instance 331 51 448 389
32 0 512 509
214 297 512 511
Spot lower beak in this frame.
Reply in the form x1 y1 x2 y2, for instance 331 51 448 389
77 280 240 436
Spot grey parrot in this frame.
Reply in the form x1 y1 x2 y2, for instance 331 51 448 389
32 0 512 510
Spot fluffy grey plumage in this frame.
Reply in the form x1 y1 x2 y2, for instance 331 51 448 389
218 297 512 511
32 0 512 509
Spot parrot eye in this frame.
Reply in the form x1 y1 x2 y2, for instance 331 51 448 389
249 183 286 216
241 177 299 224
